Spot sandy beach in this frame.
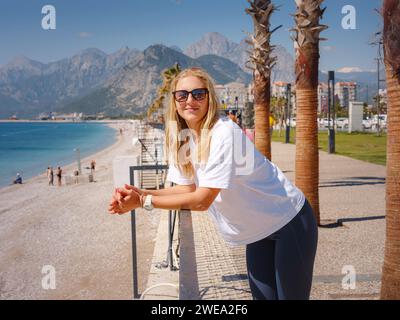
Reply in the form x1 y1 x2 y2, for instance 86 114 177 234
0 120 161 299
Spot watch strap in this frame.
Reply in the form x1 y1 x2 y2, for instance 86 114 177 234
144 194 153 210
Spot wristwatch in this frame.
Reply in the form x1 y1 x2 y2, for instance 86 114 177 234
143 194 153 211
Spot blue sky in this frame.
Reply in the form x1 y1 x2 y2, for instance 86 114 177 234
0 0 382 71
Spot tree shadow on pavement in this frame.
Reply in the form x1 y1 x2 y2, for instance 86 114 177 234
320 177 385 188
320 215 385 228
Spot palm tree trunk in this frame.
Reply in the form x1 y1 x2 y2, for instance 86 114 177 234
292 0 327 225
254 73 272 160
295 86 320 223
380 0 400 300
246 0 281 161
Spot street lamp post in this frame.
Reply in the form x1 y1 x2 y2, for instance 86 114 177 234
285 84 291 144
328 71 335 154
375 39 386 136
376 55 381 136
74 148 82 175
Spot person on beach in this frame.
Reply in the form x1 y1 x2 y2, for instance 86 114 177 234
108 68 318 300
56 166 62 186
90 160 96 172
13 173 22 184
73 170 79 184
47 167 54 186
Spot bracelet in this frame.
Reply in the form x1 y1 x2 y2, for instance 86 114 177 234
140 194 145 208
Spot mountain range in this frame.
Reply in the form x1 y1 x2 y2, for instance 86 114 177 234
62 45 251 116
0 32 380 118
184 33 381 103
0 47 140 117
184 32 295 83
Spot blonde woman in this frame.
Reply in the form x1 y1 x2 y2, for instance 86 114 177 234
108 68 318 300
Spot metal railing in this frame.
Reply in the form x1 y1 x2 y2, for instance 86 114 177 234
130 122 199 300
128 164 179 299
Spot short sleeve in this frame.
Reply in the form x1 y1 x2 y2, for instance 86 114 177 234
198 138 234 189
166 164 195 185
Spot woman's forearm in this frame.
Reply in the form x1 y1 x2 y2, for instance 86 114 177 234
151 192 207 211
111 185 219 214
142 184 196 196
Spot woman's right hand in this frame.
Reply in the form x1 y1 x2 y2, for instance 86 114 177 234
108 186 141 214
108 189 122 214
123 184 147 196
108 185 148 214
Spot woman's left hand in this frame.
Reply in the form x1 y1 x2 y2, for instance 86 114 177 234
108 187 141 215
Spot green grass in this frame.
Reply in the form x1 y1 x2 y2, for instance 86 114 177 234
271 128 387 166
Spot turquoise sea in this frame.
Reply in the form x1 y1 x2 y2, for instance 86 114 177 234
0 122 116 187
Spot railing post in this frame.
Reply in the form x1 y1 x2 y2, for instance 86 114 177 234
129 166 140 299
127 164 169 299
179 210 199 300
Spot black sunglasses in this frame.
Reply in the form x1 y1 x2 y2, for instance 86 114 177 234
172 88 209 102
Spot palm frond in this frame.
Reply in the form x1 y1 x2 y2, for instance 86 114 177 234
147 63 181 120
245 0 279 79
383 0 400 78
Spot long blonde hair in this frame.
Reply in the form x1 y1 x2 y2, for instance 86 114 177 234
164 68 220 179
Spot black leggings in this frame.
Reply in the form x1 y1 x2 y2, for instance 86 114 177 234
246 199 318 300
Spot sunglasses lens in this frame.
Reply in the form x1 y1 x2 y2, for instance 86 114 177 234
174 91 188 102
192 89 207 101
174 89 208 102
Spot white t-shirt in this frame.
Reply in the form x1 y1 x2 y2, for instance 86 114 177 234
166 117 305 246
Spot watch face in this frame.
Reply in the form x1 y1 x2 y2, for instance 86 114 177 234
144 195 153 210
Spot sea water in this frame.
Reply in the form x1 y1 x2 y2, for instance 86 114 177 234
0 122 116 187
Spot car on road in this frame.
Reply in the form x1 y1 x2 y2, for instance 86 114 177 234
371 115 387 130
284 118 296 127
319 118 334 128
336 117 349 129
362 118 373 129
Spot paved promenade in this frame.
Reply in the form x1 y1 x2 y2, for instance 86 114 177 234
146 140 386 300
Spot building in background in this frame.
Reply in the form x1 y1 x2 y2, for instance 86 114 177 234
217 81 301 115
272 81 290 98
318 82 329 114
335 82 357 108
36 112 83 121
215 82 248 110
271 81 296 114
247 82 254 103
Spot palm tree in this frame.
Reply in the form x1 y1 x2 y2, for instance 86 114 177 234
380 0 400 300
147 63 181 122
245 0 281 161
292 0 328 225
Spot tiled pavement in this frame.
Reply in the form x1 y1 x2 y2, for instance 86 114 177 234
191 211 252 300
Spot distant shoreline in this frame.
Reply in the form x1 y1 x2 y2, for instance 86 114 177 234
0 119 129 123
0 121 131 190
